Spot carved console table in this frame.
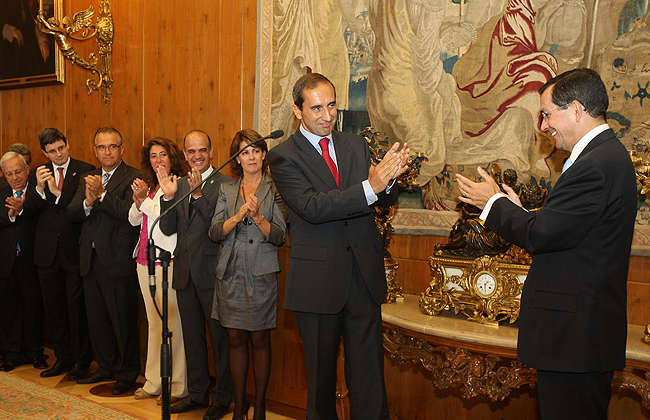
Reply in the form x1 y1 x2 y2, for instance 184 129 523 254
381 295 650 417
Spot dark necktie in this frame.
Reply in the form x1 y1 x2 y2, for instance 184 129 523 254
57 167 64 190
15 190 23 253
318 138 339 187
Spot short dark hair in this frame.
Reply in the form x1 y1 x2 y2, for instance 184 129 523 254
292 73 336 110
7 143 32 165
539 68 608 120
39 128 67 151
93 127 123 146
140 137 189 189
183 130 212 150
229 129 268 177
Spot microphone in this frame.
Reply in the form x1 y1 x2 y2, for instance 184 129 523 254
148 238 157 298
268 130 284 139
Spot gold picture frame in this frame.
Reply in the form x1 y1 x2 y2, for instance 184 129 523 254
0 0 64 90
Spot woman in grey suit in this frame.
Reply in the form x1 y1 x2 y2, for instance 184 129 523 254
209 129 286 420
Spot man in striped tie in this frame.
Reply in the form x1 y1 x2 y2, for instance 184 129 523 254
67 127 141 395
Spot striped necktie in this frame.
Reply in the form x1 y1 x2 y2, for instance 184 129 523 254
102 172 111 188
57 167 64 190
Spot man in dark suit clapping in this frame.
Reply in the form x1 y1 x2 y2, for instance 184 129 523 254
0 151 46 372
67 127 141 395
268 73 409 420
456 68 638 419
33 128 95 380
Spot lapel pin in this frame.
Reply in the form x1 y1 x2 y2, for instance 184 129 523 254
73 172 77 176
210 180 214 184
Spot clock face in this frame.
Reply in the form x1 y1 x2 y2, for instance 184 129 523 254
475 273 496 298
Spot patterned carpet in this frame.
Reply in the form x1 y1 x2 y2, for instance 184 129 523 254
0 373 140 419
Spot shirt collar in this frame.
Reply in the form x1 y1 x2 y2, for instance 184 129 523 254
12 182 28 196
54 157 70 172
102 161 122 178
568 124 609 163
201 166 214 181
300 124 332 151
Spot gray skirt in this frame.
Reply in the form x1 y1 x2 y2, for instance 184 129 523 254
211 225 277 330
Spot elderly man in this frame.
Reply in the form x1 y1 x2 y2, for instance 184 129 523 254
33 128 95 380
67 127 141 395
0 151 46 372
456 68 637 419
159 130 232 420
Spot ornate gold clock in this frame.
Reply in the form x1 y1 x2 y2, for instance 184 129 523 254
420 254 529 326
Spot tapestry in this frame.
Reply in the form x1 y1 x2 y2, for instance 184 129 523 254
256 0 650 246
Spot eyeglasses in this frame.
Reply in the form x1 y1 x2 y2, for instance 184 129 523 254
95 144 121 152
541 104 570 121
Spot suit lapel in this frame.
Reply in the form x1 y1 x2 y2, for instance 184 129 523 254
225 178 240 218
61 159 78 193
105 162 127 193
291 131 339 189
332 132 351 189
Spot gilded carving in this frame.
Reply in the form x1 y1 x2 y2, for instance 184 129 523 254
362 128 428 304
37 0 114 104
612 367 650 410
382 327 537 401
420 255 528 325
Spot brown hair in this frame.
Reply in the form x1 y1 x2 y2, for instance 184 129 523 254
140 137 189 189
292 73 336 110
229 129 268 177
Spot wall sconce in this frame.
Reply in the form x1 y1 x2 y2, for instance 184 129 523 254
37 0 114 104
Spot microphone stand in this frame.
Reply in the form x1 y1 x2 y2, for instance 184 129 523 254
146 130 282 420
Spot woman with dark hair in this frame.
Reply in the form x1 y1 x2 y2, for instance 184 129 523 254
128 137 190 403
209 129 286 420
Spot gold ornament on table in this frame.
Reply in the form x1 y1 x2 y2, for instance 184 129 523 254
37 0 114 104
362 128 428 303
420 163 547 325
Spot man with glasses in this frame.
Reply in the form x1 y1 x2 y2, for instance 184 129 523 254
33 128 95 380
0 151 46 372
68 127 141 395
456 69 637 419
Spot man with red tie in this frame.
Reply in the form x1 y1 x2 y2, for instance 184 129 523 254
32 128 95 380
268 73 409 420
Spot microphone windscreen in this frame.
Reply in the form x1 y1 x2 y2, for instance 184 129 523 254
270 130 284 139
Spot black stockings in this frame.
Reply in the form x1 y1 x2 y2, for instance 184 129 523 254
227 328 271 420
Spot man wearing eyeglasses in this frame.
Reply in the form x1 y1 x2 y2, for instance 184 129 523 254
32 128 95 380
67 127 141 395
456 68 637 419
0 151 45 372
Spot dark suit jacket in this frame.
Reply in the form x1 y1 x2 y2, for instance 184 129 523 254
31 158 95 268
67 162 141 278
267 129 398 314
159 167 231 290
484 128 637 373
0 183 43 278
209 172 287 280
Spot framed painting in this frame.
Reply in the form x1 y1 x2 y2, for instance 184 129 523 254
0 0 64 90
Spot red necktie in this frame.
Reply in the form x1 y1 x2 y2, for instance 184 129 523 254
57 167 64 191
318 138 339 187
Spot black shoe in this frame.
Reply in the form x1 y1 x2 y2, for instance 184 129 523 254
203 403 230 420
170 397 207 414
76 371 115 384
32 355 48 369
40 360 72 377
0 360 19 372
112 380 135 395
67 363 90 381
